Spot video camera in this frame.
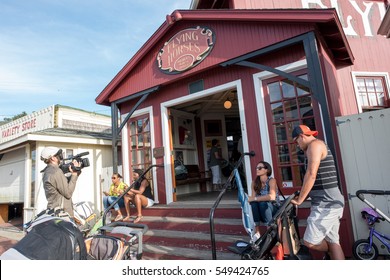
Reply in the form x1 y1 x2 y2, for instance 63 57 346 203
60 151 90 173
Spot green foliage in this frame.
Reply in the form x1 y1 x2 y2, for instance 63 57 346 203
0 112 28 125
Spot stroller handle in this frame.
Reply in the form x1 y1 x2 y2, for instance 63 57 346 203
356 190 390 201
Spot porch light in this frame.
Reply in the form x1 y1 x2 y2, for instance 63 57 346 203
224 99 232 109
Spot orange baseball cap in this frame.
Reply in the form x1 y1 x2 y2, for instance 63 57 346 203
292 125 318 138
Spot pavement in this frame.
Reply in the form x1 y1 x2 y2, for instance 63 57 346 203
0 218 25 255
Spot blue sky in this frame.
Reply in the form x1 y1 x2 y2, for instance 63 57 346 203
0 0 191 120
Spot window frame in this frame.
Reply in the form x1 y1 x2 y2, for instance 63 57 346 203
352 72 390 113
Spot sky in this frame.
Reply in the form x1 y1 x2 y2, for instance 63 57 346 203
0 0 192 120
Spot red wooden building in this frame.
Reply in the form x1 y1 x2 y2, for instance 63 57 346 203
96 0 390 256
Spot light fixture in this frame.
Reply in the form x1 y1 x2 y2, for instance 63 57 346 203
224 99 232 109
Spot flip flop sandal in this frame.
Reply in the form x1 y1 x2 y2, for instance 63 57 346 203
123 216 132 222
133 216 143 223
114 215 124 221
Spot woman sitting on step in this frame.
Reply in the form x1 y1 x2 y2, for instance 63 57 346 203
248 161 280 238
123 169 155 223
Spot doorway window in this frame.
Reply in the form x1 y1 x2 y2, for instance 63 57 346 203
265 73 320 191
128 114 152 175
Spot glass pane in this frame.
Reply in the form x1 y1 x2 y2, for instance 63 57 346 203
268 82 282 102
138 135 144 147
281 80 295 98
280 166 292 181
137 120 143 133
299 96 313 118
139 149 145 163
130 122 136 134
297 74 309 96
366 79 375 93
356 78 366 92
359 92 368 106
144 133 151 147
278 144 290 164
284 99 298 120
143 118 150 132
368 92 377 106
378 92 384 106
131 136 137 148
271 102 284 122
287 120 300 141
274 124 286 144
131 150 137 164
374 79 383 92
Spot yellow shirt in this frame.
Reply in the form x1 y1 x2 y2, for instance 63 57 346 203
108 181 127 196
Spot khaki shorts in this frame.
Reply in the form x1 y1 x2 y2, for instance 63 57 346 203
304 206 344 245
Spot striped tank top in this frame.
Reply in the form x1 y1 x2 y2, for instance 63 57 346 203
305 147 344 208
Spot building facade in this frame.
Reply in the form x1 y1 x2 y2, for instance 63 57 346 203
96 0 390 255
0 105 113 223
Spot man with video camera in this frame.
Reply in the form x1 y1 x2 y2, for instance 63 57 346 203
40 146 82 217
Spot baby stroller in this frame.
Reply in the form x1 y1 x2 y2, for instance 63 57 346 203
352 190 390 260
228 188 310 260
84 221 148 260
73 201 100 237
0 208 87 260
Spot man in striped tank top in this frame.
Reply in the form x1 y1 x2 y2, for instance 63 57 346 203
291 125 345 260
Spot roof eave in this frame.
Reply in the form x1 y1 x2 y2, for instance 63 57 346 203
96 8 354 105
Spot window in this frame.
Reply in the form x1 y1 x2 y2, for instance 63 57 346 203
356 76 389 111
128 115 152 173
265 73 319 190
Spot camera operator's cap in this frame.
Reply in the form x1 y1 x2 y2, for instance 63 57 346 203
292 125 318 138
40 147 62 160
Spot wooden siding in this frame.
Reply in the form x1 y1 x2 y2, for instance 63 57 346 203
109 21 314 102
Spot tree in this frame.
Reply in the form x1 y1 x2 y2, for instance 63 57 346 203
0 112 28 125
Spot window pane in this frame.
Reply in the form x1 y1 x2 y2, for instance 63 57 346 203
268 82 282 102
374 79 383 92
280 166 292 181
281 80 295 98
131 150 137 164
368 92 377 106
366 79 375 93
131 136 137 148
277 144 290 164
274 124 286 144
297 74 309 96
284 99 298 120
359 92 368 106
137 120 143 133
299 96 312 118
271 102 284 122
130 122 136 134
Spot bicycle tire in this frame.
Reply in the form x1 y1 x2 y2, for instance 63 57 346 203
352 239 379 260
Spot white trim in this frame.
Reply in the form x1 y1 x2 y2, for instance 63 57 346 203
121 106 158 204
161 80 249 204
351 71 390 113
253 60 307 170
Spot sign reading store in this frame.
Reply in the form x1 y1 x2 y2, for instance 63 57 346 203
157 26 215 74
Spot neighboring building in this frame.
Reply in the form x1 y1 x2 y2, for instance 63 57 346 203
0 105 113 223
96 0 390 256
378 0 390 37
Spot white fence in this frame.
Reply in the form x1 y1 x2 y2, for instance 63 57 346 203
336 108 390 255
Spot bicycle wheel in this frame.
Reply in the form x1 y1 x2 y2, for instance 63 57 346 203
352 239 379 260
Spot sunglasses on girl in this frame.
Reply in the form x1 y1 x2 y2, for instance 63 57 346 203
256 166 266 170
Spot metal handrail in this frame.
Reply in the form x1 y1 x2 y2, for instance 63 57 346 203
209 151 255 260
102 164 164 226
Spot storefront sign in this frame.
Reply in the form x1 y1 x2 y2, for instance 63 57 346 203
0 106 54 143
157 26 215 74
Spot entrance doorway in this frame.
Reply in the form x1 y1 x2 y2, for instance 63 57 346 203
167 88 243 202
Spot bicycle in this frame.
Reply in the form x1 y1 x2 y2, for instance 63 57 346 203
352 190 390 260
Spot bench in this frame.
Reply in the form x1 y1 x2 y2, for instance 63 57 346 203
175 164 211 190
